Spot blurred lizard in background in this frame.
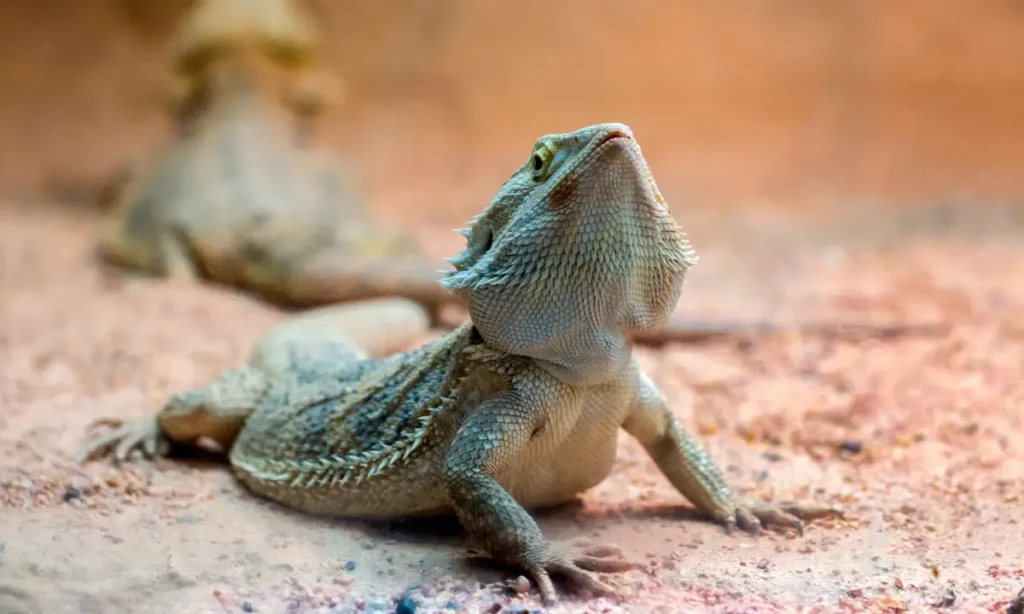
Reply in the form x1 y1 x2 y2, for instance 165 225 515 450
78 123 842 605
95 0 943 345
97 0 461 319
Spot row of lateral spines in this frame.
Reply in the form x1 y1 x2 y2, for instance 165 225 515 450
264 332 478 490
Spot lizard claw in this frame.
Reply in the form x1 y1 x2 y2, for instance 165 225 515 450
712 500 844 537
74 416 167 465
523 539 639 605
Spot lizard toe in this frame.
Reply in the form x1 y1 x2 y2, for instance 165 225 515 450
565 539 639 574
74 424 129 465
572 554 639 573
575 543 626 559
741 501 845 536
735 507 763 536
75 416 163 465
521 541 634 604
546 560 620 600
524 565 558 606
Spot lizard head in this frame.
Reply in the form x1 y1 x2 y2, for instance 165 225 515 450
442 123 698 385
171 0 320 71
165 0 341 120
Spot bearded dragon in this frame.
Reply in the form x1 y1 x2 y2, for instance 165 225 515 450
96 0 936 344
77 123 841 605
98 0 458 317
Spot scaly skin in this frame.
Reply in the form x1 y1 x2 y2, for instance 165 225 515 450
99 0 456 318
78 123 842 605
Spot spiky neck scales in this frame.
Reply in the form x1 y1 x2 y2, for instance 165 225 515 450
442 123 697 386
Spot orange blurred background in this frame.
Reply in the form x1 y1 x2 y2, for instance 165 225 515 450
1 0 1022 214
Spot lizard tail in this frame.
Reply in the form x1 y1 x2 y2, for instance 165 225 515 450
631 316 947 346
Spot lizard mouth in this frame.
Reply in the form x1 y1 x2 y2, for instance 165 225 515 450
593 130 632 150
580 130 636 170
598 132 630 145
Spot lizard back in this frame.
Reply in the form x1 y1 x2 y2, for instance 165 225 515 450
229 324 514 517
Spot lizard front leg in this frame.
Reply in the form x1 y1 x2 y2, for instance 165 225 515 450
75 365 268 465
444 390 637 605
623 371 842 535
96 160 201 281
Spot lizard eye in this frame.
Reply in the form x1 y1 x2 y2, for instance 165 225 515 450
530 143 555 182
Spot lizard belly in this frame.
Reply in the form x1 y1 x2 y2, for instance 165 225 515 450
501 375 634 510
504 427 621 510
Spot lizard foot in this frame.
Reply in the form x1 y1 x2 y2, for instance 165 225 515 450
524 539 640 606
74 416 168 465
714 500 844 537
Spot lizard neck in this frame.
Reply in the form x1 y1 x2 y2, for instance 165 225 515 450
176 49 299 134
533 339 633 388
464 291 638 388
495 326 633 388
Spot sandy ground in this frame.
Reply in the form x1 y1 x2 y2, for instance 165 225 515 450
0 197 1022 614
0 2 1022 613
